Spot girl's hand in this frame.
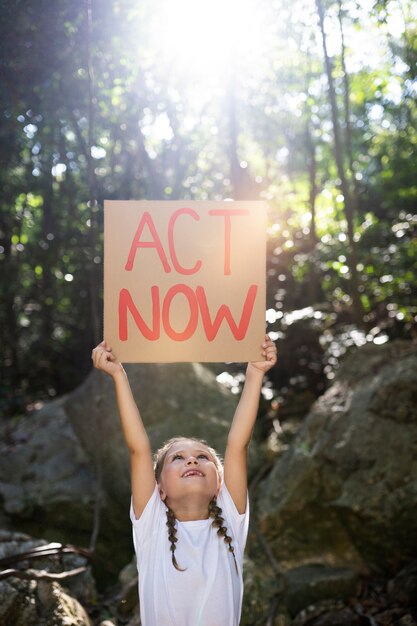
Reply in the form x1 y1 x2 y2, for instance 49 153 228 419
91 340 124 378
247 335 277 375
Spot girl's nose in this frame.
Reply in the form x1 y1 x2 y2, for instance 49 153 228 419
186 456 198 465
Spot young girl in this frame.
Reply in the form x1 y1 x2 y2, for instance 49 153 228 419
92 337 277 626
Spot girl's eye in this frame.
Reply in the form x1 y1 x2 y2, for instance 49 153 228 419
173 454 183 460
198 454 209 460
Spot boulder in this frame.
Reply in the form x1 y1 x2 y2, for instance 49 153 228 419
240 555 286 626
282 564 359 615
257 341 417 575
0 578 92 626
0 398 96 544
0 529 94 626
292 601 361 626
64 362 242 511
387 560 417 606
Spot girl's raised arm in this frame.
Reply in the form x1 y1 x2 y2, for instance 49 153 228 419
223 336 277 513
92 341 155 519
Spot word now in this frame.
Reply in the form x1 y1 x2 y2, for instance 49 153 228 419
119 283 258 342
125 208 250 276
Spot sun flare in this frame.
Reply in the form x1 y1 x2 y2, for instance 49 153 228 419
149 0 268 79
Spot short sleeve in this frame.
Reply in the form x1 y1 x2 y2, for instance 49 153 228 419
216 482 249 559
130 482 166 552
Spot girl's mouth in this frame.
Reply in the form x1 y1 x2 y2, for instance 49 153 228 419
182 470 204 478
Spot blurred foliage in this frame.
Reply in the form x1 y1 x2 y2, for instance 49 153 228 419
0 0 416 418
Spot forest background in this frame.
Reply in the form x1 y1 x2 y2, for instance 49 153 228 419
0 0 416 425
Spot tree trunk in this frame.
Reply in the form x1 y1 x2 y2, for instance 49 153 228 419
306 118 318 250
41 143 56 360
305 117 321 304
86 0 100 345
0 201 21 413
316 0 364 325
337 0 360 202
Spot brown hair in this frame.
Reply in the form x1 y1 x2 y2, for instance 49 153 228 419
155 437 238 575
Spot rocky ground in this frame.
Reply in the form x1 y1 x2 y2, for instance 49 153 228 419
2 538 416 626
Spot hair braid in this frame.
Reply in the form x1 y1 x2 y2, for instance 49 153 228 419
208 497 239 575
166 507 185 571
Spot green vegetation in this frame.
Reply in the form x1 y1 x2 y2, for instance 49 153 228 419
1 0 416 417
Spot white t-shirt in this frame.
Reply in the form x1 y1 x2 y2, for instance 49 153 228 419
130 482 249 626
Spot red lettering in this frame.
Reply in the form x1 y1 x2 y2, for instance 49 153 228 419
196 284 258 341
168 209 202 275
162 284 199 341
125 212 171 273
118 284 258 343
208 209 250 275
119 287 160 341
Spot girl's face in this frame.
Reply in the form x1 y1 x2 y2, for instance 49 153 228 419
158 439 221 505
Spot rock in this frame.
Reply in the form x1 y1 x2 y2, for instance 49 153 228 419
293 604 361 626
257 341 417 575
117 577 139 617
282 564 359 615
36 580 92 625
0 398 96 541
90 556 140 625
118 558 137 589
240 555 280 625
115 557 139 621
0 529 95 604
374 608 417 625
387 560 417 605
125 615 141 626
65 363 244 512
0 530 93 626
309 609 362 626
0 577 39 626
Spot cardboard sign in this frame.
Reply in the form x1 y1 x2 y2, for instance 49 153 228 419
104 200 266 362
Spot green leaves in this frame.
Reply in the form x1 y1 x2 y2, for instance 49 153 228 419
1 0 416 416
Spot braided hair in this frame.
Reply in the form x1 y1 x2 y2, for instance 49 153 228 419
208 496 239 575
166 505 185 572
154 437 238 575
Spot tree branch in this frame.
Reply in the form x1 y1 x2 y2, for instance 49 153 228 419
0 566 86 581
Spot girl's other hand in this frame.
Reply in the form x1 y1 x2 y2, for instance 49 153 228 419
91 340 124 378
248 335 277 374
